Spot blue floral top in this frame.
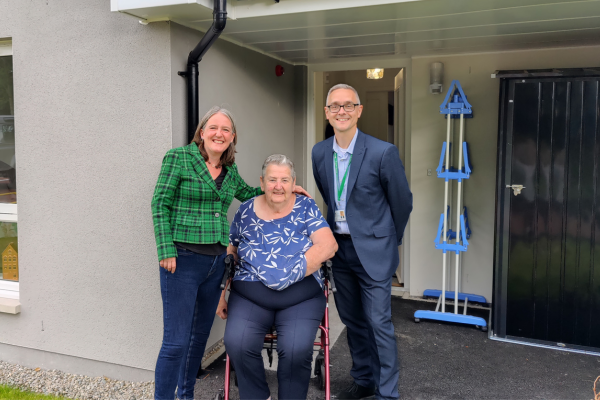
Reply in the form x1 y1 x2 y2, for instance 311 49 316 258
229 195 329 290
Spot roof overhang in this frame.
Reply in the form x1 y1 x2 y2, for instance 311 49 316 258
112 0 600 65
111 0 421 20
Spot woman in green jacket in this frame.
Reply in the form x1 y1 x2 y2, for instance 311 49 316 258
151 106 307 400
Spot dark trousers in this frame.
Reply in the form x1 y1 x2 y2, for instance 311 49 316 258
332 235 399 400
154 249 226 400
224 278 326 400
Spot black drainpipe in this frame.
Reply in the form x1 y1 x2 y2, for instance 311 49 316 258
178 0 227 143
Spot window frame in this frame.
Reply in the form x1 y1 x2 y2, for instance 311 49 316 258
0 40 18 300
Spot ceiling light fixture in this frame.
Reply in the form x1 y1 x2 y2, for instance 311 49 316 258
366 68 384 80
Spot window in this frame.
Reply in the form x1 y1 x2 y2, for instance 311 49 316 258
0 39 18 300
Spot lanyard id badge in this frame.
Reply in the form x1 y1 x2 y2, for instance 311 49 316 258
334 152 352 222
335 209 347 222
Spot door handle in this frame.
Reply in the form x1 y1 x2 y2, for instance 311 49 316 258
506 184 525 196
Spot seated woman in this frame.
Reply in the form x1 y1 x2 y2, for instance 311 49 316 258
216 154 337 400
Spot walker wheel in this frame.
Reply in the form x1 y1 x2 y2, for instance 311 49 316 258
314 358 325 391
232 370 238 387
314 356 325 391
214 389 224 400
313 350 324 376
414 318 420 323
319 362 326 391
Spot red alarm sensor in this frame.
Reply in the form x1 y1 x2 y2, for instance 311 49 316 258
275 65 285 77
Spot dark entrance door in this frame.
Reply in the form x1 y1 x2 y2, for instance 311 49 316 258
494 75 600 350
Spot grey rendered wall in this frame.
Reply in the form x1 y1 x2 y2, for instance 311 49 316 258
293 65 308 187
169 23 302 351
409 45 600 300
0 0 171 380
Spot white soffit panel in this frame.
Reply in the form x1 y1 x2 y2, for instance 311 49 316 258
114 0 420 18
114 0 600 64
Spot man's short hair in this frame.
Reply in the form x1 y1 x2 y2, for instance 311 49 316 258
326 84 361 106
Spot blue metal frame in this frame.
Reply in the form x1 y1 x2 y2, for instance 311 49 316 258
414 289 488 329
434 213 469 253
446 206 471 241
436 142 472 181
440 80 473 115
423 289 487 304
414 310 487 327
414 79 488 331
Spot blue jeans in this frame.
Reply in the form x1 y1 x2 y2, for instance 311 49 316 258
154 248 226 400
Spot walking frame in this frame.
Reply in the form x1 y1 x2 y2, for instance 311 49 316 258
214 255 337 400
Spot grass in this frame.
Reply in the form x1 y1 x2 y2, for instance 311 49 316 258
0 384 72 400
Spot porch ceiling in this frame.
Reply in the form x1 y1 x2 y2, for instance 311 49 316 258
115 0 600 64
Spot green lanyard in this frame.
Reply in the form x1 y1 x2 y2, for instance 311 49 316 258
334 152 353 202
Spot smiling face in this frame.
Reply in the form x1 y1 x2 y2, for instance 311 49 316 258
260 164 296 207
325 88 363 135
200 112 236 157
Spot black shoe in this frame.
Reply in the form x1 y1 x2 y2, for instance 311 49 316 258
334 382 376 399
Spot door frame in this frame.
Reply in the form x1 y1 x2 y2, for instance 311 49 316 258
492 77 512 339
306 59 412 288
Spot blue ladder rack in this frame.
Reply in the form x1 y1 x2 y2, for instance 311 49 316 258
414 79 487 331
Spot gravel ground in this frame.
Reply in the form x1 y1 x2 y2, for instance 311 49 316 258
0 361 154 400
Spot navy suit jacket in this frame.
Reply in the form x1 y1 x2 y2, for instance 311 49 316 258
312 130 413 281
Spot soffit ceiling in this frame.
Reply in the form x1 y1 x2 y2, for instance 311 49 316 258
117 0 600 65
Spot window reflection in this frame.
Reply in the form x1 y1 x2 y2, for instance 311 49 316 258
0 55 15 204
0 222 17 281
0 53 17 282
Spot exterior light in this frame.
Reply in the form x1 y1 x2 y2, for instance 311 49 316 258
429 62 444 94
366 68 384 79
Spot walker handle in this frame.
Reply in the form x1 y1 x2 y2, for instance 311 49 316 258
220 255 235 290
324 260 337 293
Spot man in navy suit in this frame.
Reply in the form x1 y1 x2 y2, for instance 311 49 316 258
312 84 412 400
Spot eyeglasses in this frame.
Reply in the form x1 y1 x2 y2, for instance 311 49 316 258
326 103 359 113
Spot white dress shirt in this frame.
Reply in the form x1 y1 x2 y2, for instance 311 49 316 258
332 129 358 234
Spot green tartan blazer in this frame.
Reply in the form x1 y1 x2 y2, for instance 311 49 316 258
151 143 262 262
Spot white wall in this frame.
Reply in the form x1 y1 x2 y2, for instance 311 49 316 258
409 45 600 300
0 0 172 380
